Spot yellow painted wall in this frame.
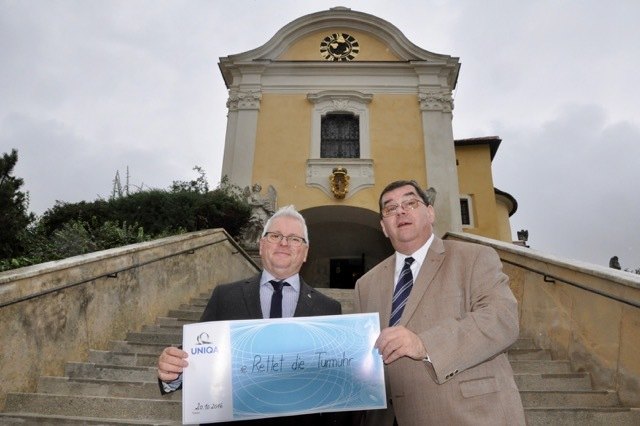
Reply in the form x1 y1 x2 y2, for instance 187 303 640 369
250 93 510 242
252 93 425 213
251 94 373 210
251 94 312 206
278 29 402 61
495 200 514 242
455 145 501 239
370 94 426 188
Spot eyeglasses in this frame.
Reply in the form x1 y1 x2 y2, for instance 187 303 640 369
263 232 307 247
381 198 427 218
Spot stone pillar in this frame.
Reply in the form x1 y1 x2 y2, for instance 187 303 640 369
221 88 262 188
419 88 462 236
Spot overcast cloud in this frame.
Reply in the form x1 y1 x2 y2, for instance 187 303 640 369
1 1 638 269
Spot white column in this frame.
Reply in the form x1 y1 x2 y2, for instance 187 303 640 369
419 88 462 236
220 89 262 188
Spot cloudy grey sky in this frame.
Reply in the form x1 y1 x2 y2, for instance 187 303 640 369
1 1 639 269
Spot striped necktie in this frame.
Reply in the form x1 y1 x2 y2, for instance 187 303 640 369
390 257 415 326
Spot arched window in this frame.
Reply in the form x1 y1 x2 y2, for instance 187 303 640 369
321 113 360 158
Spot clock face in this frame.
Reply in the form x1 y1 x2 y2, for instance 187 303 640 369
320 33 360 61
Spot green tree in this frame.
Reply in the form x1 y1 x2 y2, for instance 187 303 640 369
0 149 35 259
170 166 209 193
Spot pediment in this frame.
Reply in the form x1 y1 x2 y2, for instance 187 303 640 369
220 7 459 85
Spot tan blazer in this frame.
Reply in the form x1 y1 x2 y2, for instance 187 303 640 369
355 237 525 426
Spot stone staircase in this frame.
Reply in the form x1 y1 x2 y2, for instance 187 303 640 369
1 288 639 425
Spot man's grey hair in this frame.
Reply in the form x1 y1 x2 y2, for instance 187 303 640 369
261 205 309 243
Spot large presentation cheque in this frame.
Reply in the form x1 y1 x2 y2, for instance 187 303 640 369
182 313 386 424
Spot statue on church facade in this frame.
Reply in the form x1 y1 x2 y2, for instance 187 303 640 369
239 183 277 250
425 186 437 206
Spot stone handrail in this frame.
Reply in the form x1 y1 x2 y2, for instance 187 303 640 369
445 231 640 406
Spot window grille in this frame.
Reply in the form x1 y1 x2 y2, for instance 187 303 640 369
321 113 359 158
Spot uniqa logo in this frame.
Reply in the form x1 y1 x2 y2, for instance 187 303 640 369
196 332 212 345
190 345 219 355
191 331 218 355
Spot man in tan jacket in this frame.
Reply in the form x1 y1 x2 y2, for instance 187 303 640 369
355 180 525 426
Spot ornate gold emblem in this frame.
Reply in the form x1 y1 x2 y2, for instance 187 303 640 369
330 167 350 199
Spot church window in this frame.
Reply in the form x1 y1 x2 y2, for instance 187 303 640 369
305 91 374 198
460 196 474 227
321 113 360 158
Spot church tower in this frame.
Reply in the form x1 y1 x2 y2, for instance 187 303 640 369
219 7 516 288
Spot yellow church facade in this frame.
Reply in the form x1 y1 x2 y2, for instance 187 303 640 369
219 7 517 287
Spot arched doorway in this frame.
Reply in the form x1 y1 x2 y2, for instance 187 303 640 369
300 205 393 288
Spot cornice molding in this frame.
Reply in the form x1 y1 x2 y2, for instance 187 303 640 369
307 90 373 105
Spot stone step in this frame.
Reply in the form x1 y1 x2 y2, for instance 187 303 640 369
524 407 640 426
188 298 208 307
2 393 180 422
166 309 201 321
339 303 355 314
65 362 157 382
89 350 158 367
155 317 192 327
510 338 538 350
109 340 171 355
510 360 571 374
0 412 176 425
316 288 355 313
315 288 354 299
515 373 593 391
175 304 204 312
126 331 182 345
508 348 552 361
520 390 620 407
37 376 180 400
142 324 183 333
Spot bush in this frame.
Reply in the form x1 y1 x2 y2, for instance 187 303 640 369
0 170 251 272
40 187 250 238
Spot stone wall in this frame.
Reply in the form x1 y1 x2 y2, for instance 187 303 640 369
446 232 640 406
0 229 259 410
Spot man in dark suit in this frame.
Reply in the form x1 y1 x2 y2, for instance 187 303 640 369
157 205 344 425
355 180 525 426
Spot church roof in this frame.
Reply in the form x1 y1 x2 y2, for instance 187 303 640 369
455 136 502 161
494 187 518 216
